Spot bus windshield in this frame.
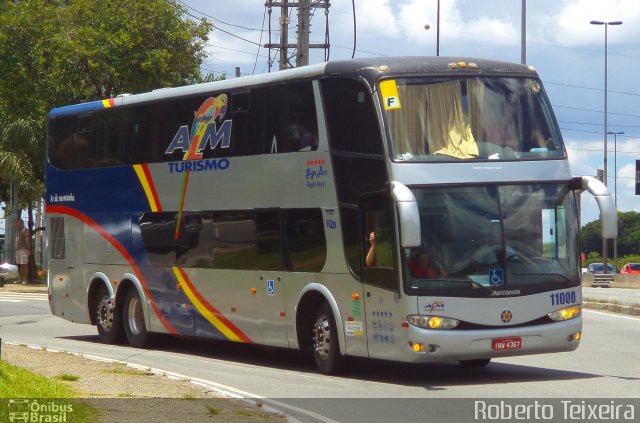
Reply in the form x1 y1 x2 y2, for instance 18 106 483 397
403 183 580 296
383 77 565 161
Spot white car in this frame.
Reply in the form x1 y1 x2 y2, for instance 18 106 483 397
0 262 19 281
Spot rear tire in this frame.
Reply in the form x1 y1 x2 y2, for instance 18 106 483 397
95 285 123 344
123 288 152 348
459 358 491 368
312 302 343 374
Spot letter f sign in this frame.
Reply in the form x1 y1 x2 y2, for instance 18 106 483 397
385 96 401 110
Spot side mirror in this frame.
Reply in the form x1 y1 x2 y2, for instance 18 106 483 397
573 176 617 239
390 181 421 248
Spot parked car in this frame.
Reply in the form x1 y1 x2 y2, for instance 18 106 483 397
620 263 640 275
0 262 19 286
586 262 616 274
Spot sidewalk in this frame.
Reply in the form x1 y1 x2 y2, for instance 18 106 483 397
0 280 48 294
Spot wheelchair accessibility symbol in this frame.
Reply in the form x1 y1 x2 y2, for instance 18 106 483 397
266 279 275 295
489 269 504 286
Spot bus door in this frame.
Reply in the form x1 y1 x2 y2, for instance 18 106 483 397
360 194 404 360
47 215 86 323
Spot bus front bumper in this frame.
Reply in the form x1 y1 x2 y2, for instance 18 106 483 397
400 317 582 363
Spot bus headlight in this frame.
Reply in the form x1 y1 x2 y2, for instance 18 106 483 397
407 315 460 330
548 305 581 321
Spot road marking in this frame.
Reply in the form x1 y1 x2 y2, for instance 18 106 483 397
0 292 47 301
584 309 640 321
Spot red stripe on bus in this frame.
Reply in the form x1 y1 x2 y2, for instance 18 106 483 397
45 205 178 335
140 163 162 212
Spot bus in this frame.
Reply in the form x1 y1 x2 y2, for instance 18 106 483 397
45 57 616 374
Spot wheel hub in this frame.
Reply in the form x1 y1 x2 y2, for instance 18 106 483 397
313 316 331 360
97 296 114 331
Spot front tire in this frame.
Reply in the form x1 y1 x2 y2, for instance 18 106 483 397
123 288 152 348
95 285 123 344
312 302 343 374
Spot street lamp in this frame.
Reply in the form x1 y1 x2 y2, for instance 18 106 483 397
424 0 441 56
608 130 624 269
590 19 622 274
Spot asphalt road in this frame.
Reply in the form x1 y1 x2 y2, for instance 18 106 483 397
1 291 639 422
583 286 640 306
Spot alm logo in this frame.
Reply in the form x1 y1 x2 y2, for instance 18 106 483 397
424 300 445 313
165 94 232 159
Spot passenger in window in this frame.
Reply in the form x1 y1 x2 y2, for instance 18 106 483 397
288 123 317 151
365 231 376 266
408 251 445 279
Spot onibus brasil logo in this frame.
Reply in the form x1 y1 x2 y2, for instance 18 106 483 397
164 94 232 239
7 399 73 422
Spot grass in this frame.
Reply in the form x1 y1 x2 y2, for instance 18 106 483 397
103 367 150 376
0 361 78 398
0 360 97 422
56 373 81 382
206 405 222 415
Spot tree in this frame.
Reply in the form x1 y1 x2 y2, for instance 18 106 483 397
0 0 212 116
581 211 640 257
0 0 212 277
0 0 212 188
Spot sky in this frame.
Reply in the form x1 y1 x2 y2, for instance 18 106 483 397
181 0 640 226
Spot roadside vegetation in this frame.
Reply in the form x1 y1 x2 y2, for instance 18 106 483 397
0 360 97 422
581 211 640 270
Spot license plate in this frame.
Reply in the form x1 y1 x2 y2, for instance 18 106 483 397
492 337 522 351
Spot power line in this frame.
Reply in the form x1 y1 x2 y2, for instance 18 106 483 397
558 120 640 129
553 104 640 119
178 0 263 31
545 81 640 98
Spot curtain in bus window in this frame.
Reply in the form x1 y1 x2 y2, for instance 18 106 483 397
389 84 429 158
466 79 484 142
424 81 478 159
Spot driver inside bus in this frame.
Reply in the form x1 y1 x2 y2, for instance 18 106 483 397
408 250 446 279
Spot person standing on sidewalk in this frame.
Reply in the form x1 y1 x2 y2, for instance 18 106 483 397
15 218 30 285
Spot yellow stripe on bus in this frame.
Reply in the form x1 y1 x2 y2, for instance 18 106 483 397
171 267 244 342
133 165 159 212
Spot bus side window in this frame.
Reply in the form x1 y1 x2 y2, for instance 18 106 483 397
265 81 318 154
361 193 397 290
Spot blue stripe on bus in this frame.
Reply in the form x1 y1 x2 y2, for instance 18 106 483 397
48 100 107 117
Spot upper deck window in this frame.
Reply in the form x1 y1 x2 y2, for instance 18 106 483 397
381 77 564 162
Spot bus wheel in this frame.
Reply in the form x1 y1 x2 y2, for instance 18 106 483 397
312 302 343 374
459 358 491 368
123 289 151 348
95 285 123 344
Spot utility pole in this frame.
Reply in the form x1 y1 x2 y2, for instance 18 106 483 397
297 0 310 67
264 1 330 71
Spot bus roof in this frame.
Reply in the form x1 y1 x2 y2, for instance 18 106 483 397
48 56 538 118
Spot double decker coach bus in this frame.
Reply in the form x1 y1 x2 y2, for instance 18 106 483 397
45 57 616 374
